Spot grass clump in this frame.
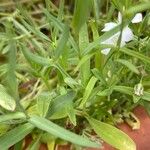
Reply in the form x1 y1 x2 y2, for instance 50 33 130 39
0 0 150 149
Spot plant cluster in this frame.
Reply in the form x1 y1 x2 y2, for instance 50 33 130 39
0 0 150 149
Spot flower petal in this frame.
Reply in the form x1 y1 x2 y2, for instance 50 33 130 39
101 33 120 55
131 13 143 23
101 22 117 32
101 48 111 55
121 26 134 42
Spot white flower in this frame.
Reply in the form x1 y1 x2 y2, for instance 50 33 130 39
101 12 143 55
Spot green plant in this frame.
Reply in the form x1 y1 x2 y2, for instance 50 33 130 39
0 0 150 149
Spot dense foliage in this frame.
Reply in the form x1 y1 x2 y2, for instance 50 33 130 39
0 0 150 149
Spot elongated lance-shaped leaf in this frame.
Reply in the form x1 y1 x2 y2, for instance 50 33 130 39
79 76 98 108
74 53 94 74
21 44 53 66
48 91 76 119
79 23 91 86
16 3 50 42
37 92 52 117
0 112 26 123
0 84 16 111
113 86 150 101
20 18 50 42
55 25 69 59
90 21 103 70
87 117 136 150
43 9 79 53
5 21 18 100
0 123 34 149
120 48 150 64
125 2 150 16
73 0 92 33
29 116 100 148
115 59 139 74
66 104 76 126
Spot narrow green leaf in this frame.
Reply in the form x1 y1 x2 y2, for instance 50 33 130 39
93 0 100 22
113 86 150 101
74 54 94 74
0 123 34 149
57 0 64 20
113 86 133 95
88 117 136 150
79 76 98 108
37 92 52 117
0 112 26 123
21 45 53 66
29 116 100 148
79 23 90 86
5 21 18 99
73 0 92 32
43 9 79 53
120 48 150 64
13 19 30 35
43 8 64 31
20 18 50 41
0 84 16 111
49 91 76 119
14 140 23 150
115 59 139 74
125 2 150 16
97 88 112 97
55 25 69 59
90 21 103 69
66 105 76 126
64 77 79 88
92 68 107 85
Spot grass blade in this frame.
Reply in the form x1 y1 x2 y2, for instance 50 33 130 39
49 91 76 119
125 2 150 15
21 45 52 66
113 86 150 101
55 25 69 59
0 112 26 123
120 48 150 64
79 76 98 108
79 23 91 85
0 123 34 149
115 59 139 74
5 21 18 99
29 115 100 148
73 0 92 33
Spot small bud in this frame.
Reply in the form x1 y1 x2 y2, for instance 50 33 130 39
134 83 144 96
